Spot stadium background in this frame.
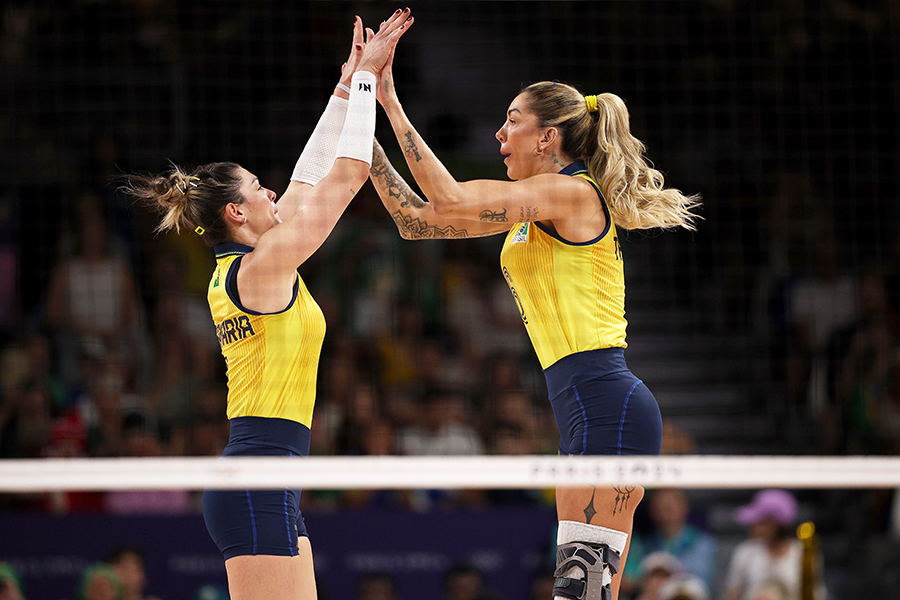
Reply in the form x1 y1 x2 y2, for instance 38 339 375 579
1 1 898 599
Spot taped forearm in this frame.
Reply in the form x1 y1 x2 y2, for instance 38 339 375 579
291 95 349 185
335 71 377 165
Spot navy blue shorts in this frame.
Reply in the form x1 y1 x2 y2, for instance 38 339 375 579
545 348 662 456
202 417 311 560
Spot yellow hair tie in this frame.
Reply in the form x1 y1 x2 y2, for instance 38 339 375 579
195 226 205 236
584 95 599 113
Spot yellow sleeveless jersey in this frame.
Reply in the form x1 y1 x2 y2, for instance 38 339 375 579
207 243 326 427
499 162 626 370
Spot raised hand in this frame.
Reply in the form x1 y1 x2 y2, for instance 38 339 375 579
339 16 367 88
356 8 413 75
375 43 399 107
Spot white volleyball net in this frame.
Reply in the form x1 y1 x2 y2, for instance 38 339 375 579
2 455 900 492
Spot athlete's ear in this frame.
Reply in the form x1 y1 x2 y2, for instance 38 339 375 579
540 127 560 148
224 202 245 226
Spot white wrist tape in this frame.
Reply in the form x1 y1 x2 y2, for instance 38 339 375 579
291 95 349 185
335 71 377 165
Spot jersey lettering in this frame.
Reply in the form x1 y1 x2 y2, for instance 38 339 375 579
216 315 256 347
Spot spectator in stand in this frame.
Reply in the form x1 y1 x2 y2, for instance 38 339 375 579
623 488 717 593
0 378 54 458
442 564 500 600
0 562 25 600
77 562 125 600
746 579 791 600
75 358 149 457
355 572 399 600
397 387 484 456
44 192 144 392
105 546 162 600
633 552 683 600
834 269 900 453
334 381 383 456
724 489 825 600
657 574 709 600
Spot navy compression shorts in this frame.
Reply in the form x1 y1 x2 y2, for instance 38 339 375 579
545 348 662 456
203 417 311 560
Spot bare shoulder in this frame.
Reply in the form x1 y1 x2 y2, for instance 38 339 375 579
538 174 607 242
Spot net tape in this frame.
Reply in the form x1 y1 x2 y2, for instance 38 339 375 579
1 455 899 492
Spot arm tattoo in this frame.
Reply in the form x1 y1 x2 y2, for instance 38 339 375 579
371 143 426 209
371 142 506 240
519 206 540 221
372 143 484 239
479 208 508 223
389 211 472 239
402 131 423 162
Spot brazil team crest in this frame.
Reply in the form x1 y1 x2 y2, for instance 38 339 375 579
511 222 529 244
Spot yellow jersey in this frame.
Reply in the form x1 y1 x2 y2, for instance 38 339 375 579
207 243 326 427
499 162 627 370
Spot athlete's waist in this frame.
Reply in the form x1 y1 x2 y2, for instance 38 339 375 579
223 416 311 456
543 347 630 398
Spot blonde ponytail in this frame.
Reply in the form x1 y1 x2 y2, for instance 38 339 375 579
587 93 700 231
521 83 700 232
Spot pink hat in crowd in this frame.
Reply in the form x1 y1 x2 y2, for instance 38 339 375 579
735 489 798 526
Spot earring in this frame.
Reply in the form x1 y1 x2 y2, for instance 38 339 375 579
243 217 247 224
536 146 544 155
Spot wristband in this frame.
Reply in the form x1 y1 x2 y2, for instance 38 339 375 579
335 71 377 165
336 82 351 95
291 95 349 185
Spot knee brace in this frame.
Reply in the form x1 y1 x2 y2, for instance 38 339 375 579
552 521 627 600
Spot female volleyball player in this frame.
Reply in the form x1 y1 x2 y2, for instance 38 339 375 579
369 54 699 600
124 10 413 600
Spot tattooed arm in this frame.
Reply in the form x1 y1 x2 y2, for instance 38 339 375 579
369 139 510 239
374 47 601 232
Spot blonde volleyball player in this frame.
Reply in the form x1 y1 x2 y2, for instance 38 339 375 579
369 56 699 599
123 10 412 600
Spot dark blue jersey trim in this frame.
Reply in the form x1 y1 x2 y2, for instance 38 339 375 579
224 255 300 316
214 242 255 259
559 161 587 176
535 162 611 246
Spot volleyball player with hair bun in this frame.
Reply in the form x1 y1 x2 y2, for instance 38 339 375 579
123 10 412 600
369 56 699 599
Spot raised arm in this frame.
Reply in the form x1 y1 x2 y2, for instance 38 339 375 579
375 50 594 227
369 139 509 239
275 15 368 222
238 9 413 313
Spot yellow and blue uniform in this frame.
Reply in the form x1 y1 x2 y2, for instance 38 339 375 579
500 162 661 456
202 242 326 559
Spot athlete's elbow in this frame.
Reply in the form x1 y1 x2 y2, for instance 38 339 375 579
331 157 370 187
429 193 462 217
